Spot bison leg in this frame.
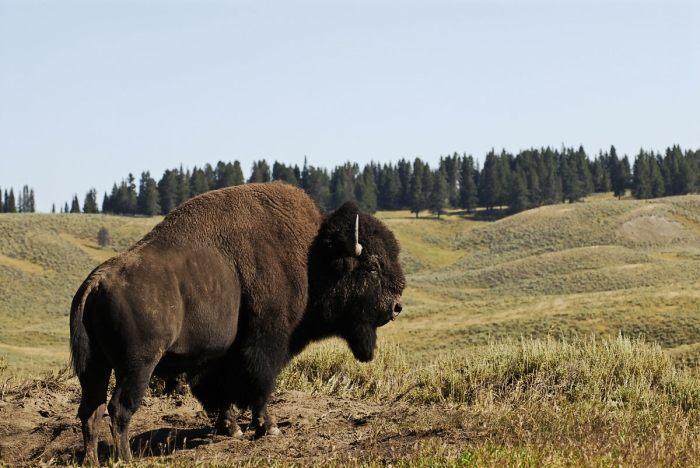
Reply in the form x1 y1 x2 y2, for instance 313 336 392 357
252 404 281 437
215 404 243 437
77 356 111 465
107 367 153 462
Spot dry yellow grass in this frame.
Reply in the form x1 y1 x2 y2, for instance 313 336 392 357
0 213 160 375
3 194 700 374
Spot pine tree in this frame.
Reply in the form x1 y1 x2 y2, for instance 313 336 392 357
538 147 561 205
230 161 245 186
300 159 331 210
111 181 129 214
396 159 412 209
248 160 271 183
421 162 433 212
526 161 541 207
177 166 191 206
272 161 300 186
508 166 529 214
495 151 511 209
83 189 99 213
20 185 31 213
428 167 448 218
204 163 216 190
377 163 401 211
573 146 593 199
64 202 69 214
190 167 210 197
676 157 696 195
70 195 81 213
621 155 632 193
409 158 425 218
330 162 358 209
479 150 501 210
442 153 460 208
610 146 627 199
0 187 3 213
559 149 575 203
157 169 178 214
102 183 117 213
126 174 138 213
590 155 610 193
649 153 665 198
7 189 17 213
355 164 378 213
51 203 56 213
137 171 160 216
632 151 651 199
28 189 35 212
459 155 478 212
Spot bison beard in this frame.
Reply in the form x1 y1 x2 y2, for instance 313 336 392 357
69 183 405 464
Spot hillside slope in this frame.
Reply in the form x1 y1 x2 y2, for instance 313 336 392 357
2 195 700 374
0 214 161 374
378 195 700 363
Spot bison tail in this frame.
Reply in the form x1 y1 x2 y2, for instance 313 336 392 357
69 279 98 379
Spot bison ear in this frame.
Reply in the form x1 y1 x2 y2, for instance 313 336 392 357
345 215 363 257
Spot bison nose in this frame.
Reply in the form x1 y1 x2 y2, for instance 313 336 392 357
391 302 402 321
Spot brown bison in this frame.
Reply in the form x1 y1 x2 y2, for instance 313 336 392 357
70 182 405 463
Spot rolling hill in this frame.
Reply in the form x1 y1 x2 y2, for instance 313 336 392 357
2 194 700 375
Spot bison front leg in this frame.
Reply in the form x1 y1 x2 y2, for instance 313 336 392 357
215 404 243 437
252 404 281 437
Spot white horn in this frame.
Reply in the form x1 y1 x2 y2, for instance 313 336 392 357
354 215 363 256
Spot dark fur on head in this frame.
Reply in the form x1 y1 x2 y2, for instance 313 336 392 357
304 201 405 361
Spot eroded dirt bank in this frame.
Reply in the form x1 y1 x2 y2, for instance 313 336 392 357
0 382 462 466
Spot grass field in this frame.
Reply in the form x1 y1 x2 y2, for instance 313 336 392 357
0 214 161 375
2 194 700 375
3 194 700 466
376 195 700 366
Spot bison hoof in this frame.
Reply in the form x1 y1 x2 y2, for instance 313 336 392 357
254 425 281 438
215 420 242 438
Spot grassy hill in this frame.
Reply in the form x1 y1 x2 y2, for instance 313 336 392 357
377 194 700 365
2 194 700 375
0 214 161 375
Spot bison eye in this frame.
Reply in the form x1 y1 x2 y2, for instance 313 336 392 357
369 267 379 275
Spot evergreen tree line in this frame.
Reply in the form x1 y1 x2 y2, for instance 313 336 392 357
63 144 698 217
0 185 36 213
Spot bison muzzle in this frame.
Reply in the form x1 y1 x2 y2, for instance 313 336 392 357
69 182 405 463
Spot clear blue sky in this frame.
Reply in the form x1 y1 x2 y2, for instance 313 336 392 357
1 0 698 212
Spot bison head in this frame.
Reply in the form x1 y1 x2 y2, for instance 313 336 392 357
306 202 405 362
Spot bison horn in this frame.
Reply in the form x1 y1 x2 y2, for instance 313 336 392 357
354 215 363 256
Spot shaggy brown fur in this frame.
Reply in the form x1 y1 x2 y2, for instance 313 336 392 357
70 182 405 464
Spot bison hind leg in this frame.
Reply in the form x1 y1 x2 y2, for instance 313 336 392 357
215 404 243 437
76 349 112 465
252 405 281 438
107 364 157 462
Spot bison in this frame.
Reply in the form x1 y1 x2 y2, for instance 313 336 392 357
70 182 405 463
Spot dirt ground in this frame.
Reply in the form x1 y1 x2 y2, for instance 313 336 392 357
0 381 464 466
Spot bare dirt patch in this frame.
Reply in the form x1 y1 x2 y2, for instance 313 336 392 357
0 384 459 466
615 215 697 245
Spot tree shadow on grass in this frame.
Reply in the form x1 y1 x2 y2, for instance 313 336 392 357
399 208 511 222
467 208 510 222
